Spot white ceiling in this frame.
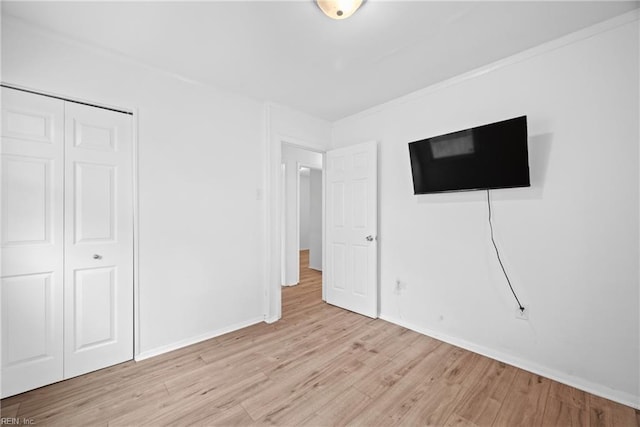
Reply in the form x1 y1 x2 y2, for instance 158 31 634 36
3 1 638 121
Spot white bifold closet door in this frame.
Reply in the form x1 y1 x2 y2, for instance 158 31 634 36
1 88 65 397
63 101 133 378
1 87 133 398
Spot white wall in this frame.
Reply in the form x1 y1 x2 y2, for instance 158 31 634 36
299 170 310 250
332 17 639 406
309 169 323 271
265 104 331 320
281 145 322 286
2 18 267 357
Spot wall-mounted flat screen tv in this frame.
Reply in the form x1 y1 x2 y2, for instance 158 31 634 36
408 116 530 194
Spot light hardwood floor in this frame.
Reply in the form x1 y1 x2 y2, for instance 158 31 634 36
1 250 638 426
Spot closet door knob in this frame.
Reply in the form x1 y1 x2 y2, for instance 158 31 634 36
93 254 102 260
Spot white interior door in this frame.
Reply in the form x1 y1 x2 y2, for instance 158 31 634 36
1 88 65 397
325 141 378 318
63 102 134 378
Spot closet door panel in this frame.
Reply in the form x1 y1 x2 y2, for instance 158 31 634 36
1 88 64 398
63 102 133 379
72 267 117 351
74 162 116 243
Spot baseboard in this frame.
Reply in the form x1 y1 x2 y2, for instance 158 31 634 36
135 316 264 361
264 315 280 324
379 314 640 410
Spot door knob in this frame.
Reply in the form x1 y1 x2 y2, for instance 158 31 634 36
93 254 102 260
366 235 374 242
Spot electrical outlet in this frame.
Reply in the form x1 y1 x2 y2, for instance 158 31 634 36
515 305 529 321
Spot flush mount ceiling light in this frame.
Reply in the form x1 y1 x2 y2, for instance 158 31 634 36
316 0 364 20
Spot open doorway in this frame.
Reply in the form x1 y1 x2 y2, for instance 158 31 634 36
281 143 323 299
282 234 323 318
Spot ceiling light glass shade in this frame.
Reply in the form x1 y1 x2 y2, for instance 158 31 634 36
316 0 364 20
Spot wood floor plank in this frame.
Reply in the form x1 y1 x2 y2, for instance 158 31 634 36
542 396 588 427
51 382 169 427
589 394 638 427
450 358 518 426
0 402 20 418
301 386 371 426
198 404 254 427
351 336 445 401
444 413 480 427
254 349 378 425
391 348 484 426
548 380 588 411
348 342 466 426
111 372 272 426
492 370 551 427
241 340 369 422
2 249 638 426
10 351 204 421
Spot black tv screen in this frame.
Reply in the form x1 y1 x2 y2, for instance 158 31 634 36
408 116 530 194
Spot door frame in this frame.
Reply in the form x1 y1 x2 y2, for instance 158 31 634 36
281 143 324 288
265 129 326 323
0 82 141 360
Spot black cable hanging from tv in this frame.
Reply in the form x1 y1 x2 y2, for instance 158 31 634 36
487 190 525 312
